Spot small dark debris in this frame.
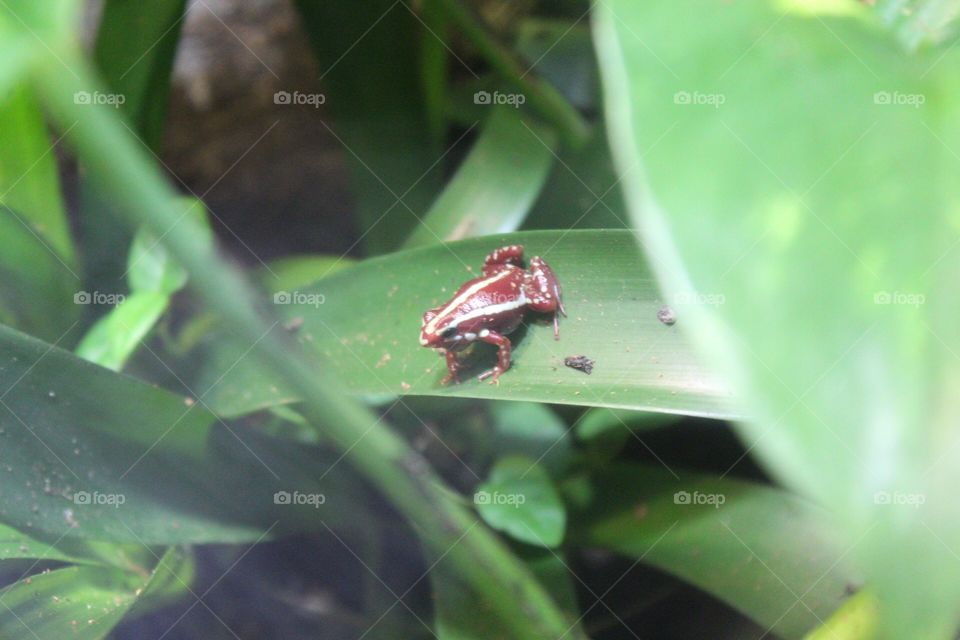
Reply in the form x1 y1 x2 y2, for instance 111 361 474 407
564 355 594 375
283 317 305 332
657 305 676 325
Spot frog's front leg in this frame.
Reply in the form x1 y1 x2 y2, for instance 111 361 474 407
441 349 464 385
476 330 512 384
523 256 566 338
482 244 524 276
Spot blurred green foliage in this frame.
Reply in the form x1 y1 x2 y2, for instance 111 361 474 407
0 0 956 638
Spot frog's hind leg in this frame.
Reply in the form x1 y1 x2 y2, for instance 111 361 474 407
483 244 524 275
523 256 566 339
441 349 464 385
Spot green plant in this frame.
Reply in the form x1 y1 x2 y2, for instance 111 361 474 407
0 0 956 638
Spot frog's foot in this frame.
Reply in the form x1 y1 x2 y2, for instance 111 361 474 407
477 366 504 385
476 330 512 384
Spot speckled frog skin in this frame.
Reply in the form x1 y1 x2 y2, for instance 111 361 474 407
419 245 565 384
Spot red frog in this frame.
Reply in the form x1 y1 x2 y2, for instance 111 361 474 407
420 245 565 384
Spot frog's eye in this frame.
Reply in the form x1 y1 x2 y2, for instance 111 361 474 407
439 326 458 339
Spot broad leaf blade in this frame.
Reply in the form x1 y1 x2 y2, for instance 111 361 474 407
74 291 168 370
294 0 443 254
0 323 369 544
0 206 78 342
475 456 566 548
202 230 737 419
0 88 78 342
0 565 141 638
403 107 556 248
81 0 187 295
0 87 73 260
93 0 187 151
571 464 861 639
0 546 191 639
594 2 960 635
432 547 583 639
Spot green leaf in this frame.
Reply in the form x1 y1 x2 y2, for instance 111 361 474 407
80 0 187 295
0 323 369 544
0 523 98 565
0 207 79 342
74 291 168 370
490 401 574 477
126 546 195 618
260 255 355 294
575 407 680 441
434 0 589 147
76 197 208 370
432 547 583 639
0 522 156 571
475 456 566 548
872 0 960 49
0 545 190 639
33 52 588 640
202 230 737 419
571 464 861 639
294 0 443 254
420 0 449 145
515 19 598 113
403 107 556 249
596 2 960 635
803 590 879 640
93 0 187 151
523 125 628 231
575 407 681 467
0 86 73 261
126 199 204 295
0 34 35 95
0 88 78 342
0 565 141 638
0 0 77 83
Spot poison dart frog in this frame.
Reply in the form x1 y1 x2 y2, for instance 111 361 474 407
419 245 565 384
